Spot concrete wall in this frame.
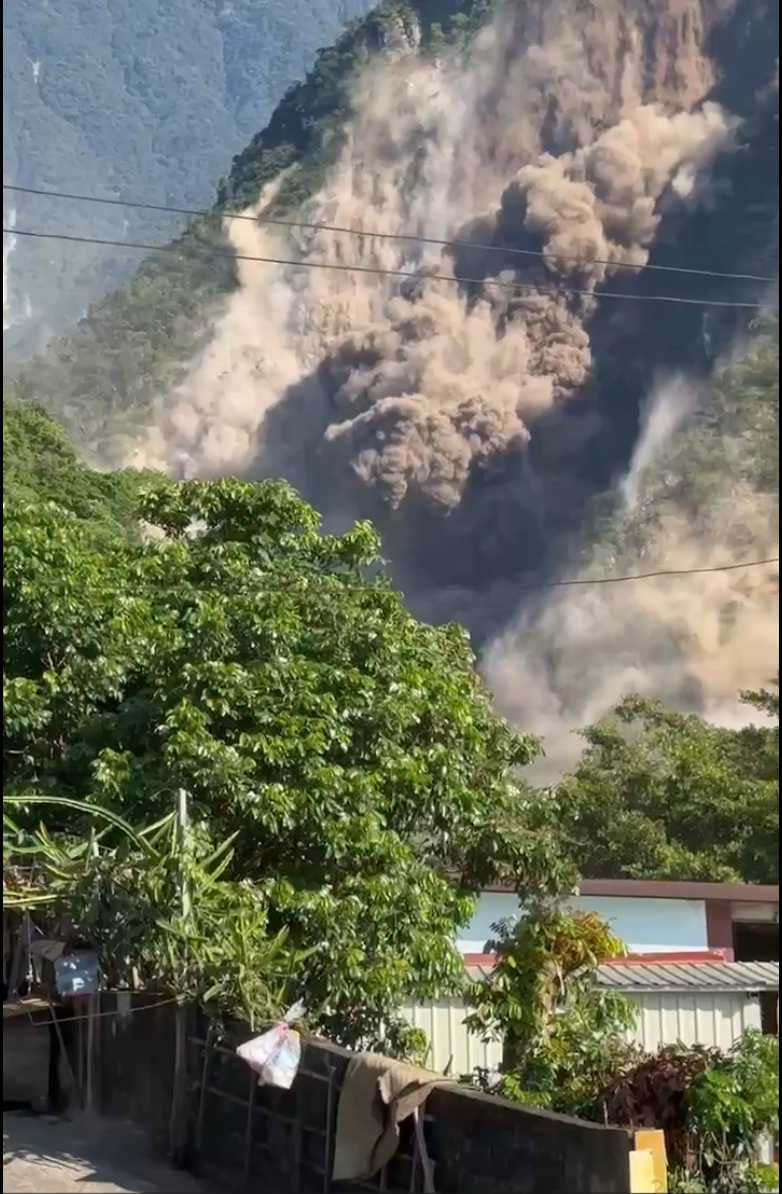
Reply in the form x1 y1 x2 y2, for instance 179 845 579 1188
93 992 178 1155
86 994 631 1194
457 892 710 954
3 1010 75 1112
3 1016 52 1107
425 1084 632 1194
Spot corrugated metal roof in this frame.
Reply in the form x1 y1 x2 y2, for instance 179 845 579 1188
596 960 779 993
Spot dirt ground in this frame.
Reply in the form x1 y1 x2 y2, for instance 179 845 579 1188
3 1110 211 1193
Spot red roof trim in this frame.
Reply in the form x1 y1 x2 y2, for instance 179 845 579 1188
462 950 735 970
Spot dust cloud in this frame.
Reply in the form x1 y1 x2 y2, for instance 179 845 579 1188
130 0 777 768
484 367 779 776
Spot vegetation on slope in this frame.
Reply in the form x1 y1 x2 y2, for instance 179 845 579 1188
3 402 158 541
3 0 376 353
584 313 779 567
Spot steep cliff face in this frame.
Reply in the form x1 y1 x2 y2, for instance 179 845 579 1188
8 0 778 765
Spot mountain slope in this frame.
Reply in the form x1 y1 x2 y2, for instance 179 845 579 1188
3 402 157 542
2 0 374 353
6 0 779 761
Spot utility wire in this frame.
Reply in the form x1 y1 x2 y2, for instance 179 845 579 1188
298 557 779 591
3 182 776 284
510 557 778 592
3 226 770 310
252 557 779 592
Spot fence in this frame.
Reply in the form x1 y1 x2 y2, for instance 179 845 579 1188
74 992 632 1193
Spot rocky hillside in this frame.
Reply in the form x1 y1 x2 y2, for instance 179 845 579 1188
6 0 778 760
3 0 374 353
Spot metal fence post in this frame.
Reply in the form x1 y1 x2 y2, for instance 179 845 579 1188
169 789 191 1166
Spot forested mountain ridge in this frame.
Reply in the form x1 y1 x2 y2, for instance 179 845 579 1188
6 0 499 460
5 0 779 766
3 0 374 353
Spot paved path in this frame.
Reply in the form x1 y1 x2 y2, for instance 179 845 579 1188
3 1110 211 1193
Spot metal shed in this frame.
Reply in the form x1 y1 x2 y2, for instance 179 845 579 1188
396 995 504 1077
398 960 778 1076
595 960 779 1052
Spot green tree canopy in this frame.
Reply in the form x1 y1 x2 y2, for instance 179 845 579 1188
464 907 637 1116
557 690 779 884
4 475 570 1042
3 401 157 543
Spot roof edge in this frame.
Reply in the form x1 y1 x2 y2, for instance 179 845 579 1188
481 879 779 902
463 950 736 969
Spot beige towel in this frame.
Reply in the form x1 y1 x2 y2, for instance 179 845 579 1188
332 1052 445 1183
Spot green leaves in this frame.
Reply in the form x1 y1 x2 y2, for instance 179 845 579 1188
557 687 779 883
602 1031 779 1192
685 1031 779 1190
464 907 636 1116
4 473 555 1043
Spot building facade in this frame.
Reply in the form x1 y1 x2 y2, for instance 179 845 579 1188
398 881 779 1075
457 880 779 965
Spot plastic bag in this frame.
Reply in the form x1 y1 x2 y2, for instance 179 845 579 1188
236 1001 305 1090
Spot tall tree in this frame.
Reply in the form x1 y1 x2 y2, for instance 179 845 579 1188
4 476 570 1043
557 690 779 884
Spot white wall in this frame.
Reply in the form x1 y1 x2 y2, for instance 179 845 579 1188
396 996 503 1077
569 895 709 954
456 891 519 954
626 991 762 1052
456 892 710 954
398 990 762 1076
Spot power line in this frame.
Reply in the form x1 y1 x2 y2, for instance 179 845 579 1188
304 556 778 591
3 226 769 310
4 182 776 285
511 556 778 593
150 557 776 591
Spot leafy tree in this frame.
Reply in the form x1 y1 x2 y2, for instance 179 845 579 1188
3 402 159 542
605 1031 779 1193
557 690 779 883
4 476 570 1044
465 908 638 1115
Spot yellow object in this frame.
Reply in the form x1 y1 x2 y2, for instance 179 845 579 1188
632 1130 668 1193
629 1149 656 1193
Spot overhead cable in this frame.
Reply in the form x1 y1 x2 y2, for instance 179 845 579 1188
3 226 770 310
3 182 776 284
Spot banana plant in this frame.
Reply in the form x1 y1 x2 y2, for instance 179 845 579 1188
3 792 294 1028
